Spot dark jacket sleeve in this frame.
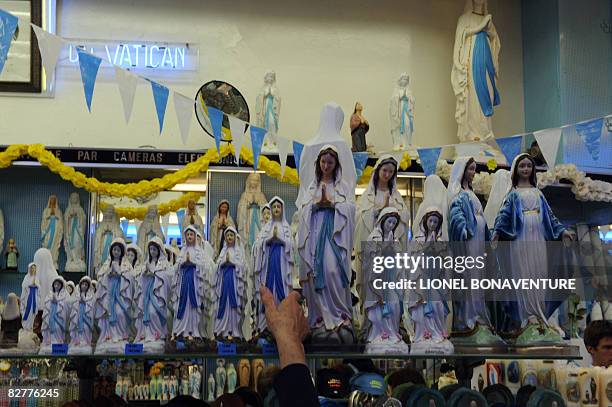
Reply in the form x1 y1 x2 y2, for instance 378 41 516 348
273 363 319 406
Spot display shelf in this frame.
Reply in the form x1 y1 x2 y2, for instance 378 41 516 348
0 349 581 361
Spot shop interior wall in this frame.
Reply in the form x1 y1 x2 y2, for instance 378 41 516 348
0 0 525 151
0 166 91 300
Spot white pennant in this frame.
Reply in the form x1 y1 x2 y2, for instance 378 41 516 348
228 115 247 165
534 127 563 168
31 25 63 87
173 92 194 145
276 135 291 177
113 66 138 123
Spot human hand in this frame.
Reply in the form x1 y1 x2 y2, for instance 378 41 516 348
491 233 499 250
562 229 575 247
261 286 309 367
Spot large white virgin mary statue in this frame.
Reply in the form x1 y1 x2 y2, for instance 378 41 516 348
94 206 125 274
64 192 87 273
451 0 501 142
389 73 416 150
237 173 268 253
296 103 357 344
137 205 165 254
41 194 64 268
255 71 281 150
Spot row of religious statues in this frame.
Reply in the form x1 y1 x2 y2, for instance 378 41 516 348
5 103 581 357
255 0 502 152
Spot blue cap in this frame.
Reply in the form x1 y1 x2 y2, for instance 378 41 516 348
350 372 386 396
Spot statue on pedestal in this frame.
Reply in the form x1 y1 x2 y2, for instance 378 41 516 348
390 73 415 149
255 71 281 151
68 276 95 355
94 206 125 275
64 192 87 273
452 0 501 142
4 238 19 271
41 194 63 268
39 277 69 355
350 102 370 152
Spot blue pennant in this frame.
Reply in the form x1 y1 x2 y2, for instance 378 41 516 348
575 118 604 161
352 152 369 180
176 209 185 235
150 81 169 134
250 125 267 170
207 106 224 153
0 9 18 76
76 49 102 112
120 219 129 236
496 135 523 165
417 147 442 177
293 141 304 174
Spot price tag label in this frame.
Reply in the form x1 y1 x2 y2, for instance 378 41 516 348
262 343 278 355
125 343 144 355
51 344 68 355
176 340 186 351
217 341 237 355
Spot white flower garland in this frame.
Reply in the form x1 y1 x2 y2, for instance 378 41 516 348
435 160 612 202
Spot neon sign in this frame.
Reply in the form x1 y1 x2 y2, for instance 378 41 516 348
60 40 199 71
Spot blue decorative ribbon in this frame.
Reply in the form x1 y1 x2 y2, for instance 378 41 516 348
24 287 38 321
69 216 83 249
177 264 198 319
101 232 113 264
264 94 278 132
41 215 57 248
473 31 500 117
143 275 166 326
108 275 128 325
78 301 92 334
314 207 348 291
49 300 64 334
400 96 413 135
217 264 238 319
265 241 286 303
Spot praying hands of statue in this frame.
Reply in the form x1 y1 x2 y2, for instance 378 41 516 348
468 14 492 36
317 184 333 207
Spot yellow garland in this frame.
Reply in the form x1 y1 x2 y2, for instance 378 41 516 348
0 144 413 199
100 192 204 220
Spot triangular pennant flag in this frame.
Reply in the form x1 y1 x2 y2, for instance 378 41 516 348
176 209 185 235
174 92 194 145
120 219 129 236
249 125 267 170
228 115 247 164
31 25 63 86
534 127 563 167
150 80 169 134
207 106 224 153
575 118 604 161
276 135 291 177
496 135 523 165
76 48 102 112
352 152 369 180
114 66 138 123
0 9 18 76
417 147 442 176
293 141 304 174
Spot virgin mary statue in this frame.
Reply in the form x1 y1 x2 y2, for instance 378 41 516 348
451 0 501 142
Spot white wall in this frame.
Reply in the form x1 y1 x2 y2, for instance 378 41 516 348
0 0 524 151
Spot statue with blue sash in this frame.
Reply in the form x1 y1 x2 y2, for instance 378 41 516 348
451 0 501 142
135 237 172 353
255 71 281 152
68 276 95 355
39 277 69 355
20 262 41 332
40 194 64 269
64 192 87 273
94 205 125 275
94 238 134 354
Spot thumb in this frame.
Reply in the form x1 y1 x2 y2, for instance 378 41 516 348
260 287 277 314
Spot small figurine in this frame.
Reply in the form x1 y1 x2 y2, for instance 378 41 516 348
390 73 416 149
226 363 237 393
350 102 369 152
39 277 70 354
20 263 40 332
40 194 64 268
181 199 204 236
237 173 268 253
207 373 215 401
64 192 87 273
68 276 95 355
215 359 227 398
0 293 22 348
4 238 19 271
213 227 248 341
94 205 125 275
210 200 236 259
136 206 165 255
255 71 281 151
